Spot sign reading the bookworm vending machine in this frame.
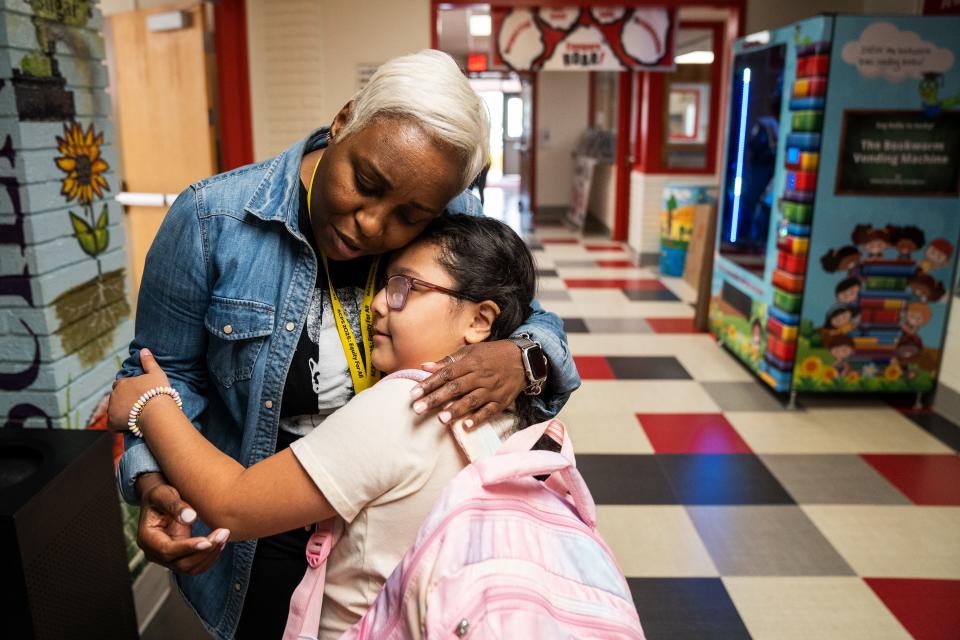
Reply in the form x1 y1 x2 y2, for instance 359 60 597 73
494 7 676 72
836 110 960 195
835 21 960 195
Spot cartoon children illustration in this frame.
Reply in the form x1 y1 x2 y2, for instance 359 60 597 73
894 333 924 379
852 224 893 259
919 72 960 118
890 225 925 260
823 304 857 337
824 333 855 377
750 318 763 361
907 273 946 303
902 301 932 335
820 245 863 278
834 276 861 320
919 238 954 273
835 276 861 304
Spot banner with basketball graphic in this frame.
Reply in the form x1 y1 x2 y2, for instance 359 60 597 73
493 7 677 72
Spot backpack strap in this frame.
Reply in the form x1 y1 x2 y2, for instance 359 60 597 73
478 420 597 528
282 519 340 640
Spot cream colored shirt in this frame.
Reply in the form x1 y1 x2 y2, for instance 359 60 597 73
289 376 516 639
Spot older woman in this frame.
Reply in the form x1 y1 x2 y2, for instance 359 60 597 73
115 50 579 639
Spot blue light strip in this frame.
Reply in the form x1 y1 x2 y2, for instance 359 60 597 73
729 67 751 243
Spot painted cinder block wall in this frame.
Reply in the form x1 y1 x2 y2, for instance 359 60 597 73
0 0 131 432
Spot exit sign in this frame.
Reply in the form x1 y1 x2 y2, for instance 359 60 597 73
467 52 488 72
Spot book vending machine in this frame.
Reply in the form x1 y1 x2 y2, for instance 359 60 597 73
709 15 960 402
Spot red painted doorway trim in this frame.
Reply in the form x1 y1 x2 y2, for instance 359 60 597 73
214 0 254 170
613 71 633 241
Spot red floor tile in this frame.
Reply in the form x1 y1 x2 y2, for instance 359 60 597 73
595 260 636 268
573 356 615 380
584 243 625 252
865 578 960 640
645 318 701 334
860 455 960 505
564 278 666 291
541 238 580 244
636 413 753 454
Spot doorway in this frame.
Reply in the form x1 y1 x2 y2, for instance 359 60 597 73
470 76 529 227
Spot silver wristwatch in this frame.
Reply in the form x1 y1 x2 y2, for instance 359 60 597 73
508 333 549 396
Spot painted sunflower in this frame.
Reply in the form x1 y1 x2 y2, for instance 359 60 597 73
884 363 902 381
845 372 860 384
55 122 110 206
821 367 838 383
799 356 822 377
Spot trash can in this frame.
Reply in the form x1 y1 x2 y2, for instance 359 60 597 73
0 429 138 639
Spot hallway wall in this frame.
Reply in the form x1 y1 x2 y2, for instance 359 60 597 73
745 0 921 33
244 0 429 160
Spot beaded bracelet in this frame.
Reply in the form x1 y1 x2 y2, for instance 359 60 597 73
127 386 183 438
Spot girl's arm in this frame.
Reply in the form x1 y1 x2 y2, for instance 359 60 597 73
110 350 335 540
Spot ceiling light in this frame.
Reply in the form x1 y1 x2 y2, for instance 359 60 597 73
675 50 715 64
469 14 491 37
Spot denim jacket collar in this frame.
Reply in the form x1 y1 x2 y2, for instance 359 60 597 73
244 128 330 236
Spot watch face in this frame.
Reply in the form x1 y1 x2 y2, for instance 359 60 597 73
527 345 549 380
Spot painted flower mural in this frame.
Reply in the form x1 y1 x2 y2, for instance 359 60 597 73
55 122 112 259
56 121 110 206
50 120 130 368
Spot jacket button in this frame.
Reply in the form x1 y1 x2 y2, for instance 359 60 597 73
285 321 296 331
223 324 233 335
233 582 241 592
264 400 274 409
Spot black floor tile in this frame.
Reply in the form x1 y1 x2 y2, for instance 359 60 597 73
607 356 691 380
562 317 590 333
638 252 661 267
657 454 795 505
577 454 678 504
628 578 751 640
622 288 680 302
902 411 960 452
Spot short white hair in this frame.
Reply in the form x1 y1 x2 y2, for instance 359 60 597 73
338 49 490 193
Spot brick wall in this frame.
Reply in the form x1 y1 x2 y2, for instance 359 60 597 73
0 1 131 432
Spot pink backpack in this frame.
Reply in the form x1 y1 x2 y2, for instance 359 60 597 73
284 375 645 639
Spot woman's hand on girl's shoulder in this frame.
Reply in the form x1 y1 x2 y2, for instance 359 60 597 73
108 348 172 431
409 340 527 428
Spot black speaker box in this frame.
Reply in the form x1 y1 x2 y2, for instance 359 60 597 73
0 429 138 639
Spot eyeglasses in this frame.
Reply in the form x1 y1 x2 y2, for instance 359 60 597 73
383 274 478 311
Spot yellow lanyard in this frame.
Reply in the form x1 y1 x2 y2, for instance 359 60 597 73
308 155 381 394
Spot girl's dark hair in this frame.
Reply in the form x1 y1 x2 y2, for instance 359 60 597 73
415 214 537 427
416 214 535 341
820 246 860 272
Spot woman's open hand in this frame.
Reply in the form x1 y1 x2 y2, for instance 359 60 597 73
410 340 528 428
108 348 171 431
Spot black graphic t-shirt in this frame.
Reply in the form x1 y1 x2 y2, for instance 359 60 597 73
279 182 378 434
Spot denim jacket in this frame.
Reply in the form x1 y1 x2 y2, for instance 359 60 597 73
115 129 580 639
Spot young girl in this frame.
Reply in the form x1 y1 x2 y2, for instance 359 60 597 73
109 215 536 638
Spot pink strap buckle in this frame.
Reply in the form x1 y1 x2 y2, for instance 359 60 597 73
304 530 333 568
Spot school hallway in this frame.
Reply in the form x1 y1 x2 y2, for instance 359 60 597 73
522 219 960 640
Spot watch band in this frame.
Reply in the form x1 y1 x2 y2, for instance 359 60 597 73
508 333 548 396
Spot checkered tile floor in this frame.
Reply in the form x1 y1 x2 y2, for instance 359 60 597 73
528 224 960 640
